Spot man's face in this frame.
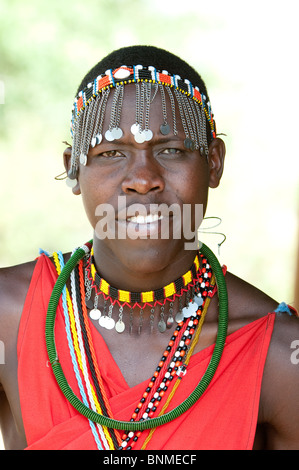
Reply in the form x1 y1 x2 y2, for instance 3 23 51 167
75 85 213 274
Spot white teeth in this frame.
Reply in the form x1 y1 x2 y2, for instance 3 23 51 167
128 214 163 224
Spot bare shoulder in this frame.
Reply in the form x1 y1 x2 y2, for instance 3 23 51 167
0 260 37 373
0 259 37 318
260 311 299 449
224 271 279 323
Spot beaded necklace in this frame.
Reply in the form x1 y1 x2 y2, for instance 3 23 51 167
85 248 212 334
46 241 228 449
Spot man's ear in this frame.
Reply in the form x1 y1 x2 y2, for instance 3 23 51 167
208 138 226 188
63 146 81 195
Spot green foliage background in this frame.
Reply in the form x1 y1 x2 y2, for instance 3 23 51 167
0 0 298 305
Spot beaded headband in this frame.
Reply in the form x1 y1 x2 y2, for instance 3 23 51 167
69 65 216 179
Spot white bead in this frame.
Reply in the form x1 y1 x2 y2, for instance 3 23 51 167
143 412 148 419
114 68 131 79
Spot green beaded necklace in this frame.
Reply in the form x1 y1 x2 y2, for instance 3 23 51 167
45 242 228 432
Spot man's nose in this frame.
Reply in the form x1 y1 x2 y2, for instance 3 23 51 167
121 153 165 195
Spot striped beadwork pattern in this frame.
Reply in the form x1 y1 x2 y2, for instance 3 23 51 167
86 250 203 308
71 65 216 140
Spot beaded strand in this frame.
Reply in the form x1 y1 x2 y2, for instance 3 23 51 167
118 266 214 450
141 280 214 449
52 251 108 450
52 251 119 450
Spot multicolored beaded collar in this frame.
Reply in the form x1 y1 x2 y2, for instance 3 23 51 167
69 65 216 179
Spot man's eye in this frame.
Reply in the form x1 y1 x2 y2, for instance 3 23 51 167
160 148 182 155
97 150 123 158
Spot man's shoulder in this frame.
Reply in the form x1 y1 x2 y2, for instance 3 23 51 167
225 270 279 322
0 259 38 324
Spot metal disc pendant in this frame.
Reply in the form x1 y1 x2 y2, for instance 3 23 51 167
105 129 115 141
160 123 170 135
89 308 101 320
79 153 87 165
166 315 174 328
131 123 139 135
184 138 195 151
182 301 198 318
111 127 123 140
91 133 102 147
85 297 94 309
144 129 153 141
105 317 115 330
158 319 166 333
66 177 77 188
194 294 204 307
99 316 108 328
115 320 125 333
134 131 146 143
175 311 184 323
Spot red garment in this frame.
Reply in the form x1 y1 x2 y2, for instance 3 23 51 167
18 254 275 450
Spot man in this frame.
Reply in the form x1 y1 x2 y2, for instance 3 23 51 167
0 45 298 450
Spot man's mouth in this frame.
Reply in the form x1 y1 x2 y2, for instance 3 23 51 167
126 213 164 224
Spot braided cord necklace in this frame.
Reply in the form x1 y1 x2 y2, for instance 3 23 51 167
46 241 228 432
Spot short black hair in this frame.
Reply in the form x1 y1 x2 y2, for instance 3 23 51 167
77 45 210 100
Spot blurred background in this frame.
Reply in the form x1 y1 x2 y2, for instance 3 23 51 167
0 0 298 309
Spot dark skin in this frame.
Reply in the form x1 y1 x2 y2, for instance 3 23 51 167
1 86 299 450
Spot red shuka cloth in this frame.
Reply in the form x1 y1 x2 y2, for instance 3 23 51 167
17 254 275 450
